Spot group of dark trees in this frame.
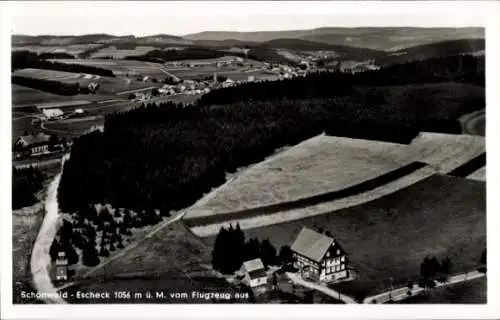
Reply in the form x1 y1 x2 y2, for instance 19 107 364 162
124 47 244 63
49 204 166 269
12 50 115 77
419 256 453 289
123 46 298 66
211 224 293 274
479 249 487 273
37 52 76 60
12 75 86 96
12 167 46 209
77 44 110 59
194 75 228 83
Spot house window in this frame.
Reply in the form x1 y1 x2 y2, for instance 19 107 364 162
341 256 345 262
326 252 330 258
337 250 340 255
335 265 339 272
341 264 345 270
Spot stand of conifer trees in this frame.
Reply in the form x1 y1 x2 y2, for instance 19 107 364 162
211 224 278 274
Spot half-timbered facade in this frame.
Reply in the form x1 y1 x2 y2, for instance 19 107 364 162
290 227 349 283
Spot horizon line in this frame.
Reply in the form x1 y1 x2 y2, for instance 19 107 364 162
11 26 485 39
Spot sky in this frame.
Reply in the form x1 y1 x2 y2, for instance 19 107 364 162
7 1 487 37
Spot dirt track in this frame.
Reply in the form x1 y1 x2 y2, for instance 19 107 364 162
30 154 69 304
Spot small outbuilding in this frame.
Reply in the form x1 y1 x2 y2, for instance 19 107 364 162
242 258 267 288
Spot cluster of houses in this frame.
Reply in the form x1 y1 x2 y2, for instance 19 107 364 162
164 56 244 68
38 107 87 122
239 227 350 293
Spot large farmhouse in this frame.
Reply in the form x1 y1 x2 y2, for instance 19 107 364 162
13 133 52 158
291 227 349 283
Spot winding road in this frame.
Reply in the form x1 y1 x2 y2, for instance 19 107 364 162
30 153 69 304
460 109 485 136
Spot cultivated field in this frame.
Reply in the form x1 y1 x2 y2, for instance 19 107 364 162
467 167 486 182
184 133 485 220
400 277 486 304
12 84 93 107
54 59 177 79
12 44 101 56
13 68 156 96
212 175 486 301
14 68 101 82
90 46 157 59
405 132 485 174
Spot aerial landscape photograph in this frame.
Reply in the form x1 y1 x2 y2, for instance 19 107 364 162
6 1 488 308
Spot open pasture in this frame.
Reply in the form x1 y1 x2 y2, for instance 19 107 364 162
90 46 157 58
13 68 101 82
12 44 101 56
53 59 175 79
185 134 415 217
13 68 155 96
184 132 485 221
218 175 485 301
407 133 485 174
42 116 105 137
12 84 93 107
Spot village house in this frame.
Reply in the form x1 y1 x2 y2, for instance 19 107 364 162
13 132 52 158
241 258 268 288
42 108 64 120
291 227 349 283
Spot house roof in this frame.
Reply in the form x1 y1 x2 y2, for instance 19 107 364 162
16 133 51 146
243 258 265 273
43 108 64 117
290 227 334 263
248 269 267 280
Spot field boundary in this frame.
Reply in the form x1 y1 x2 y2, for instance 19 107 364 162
184 162 427 227
447 152 486 178
188 165 436 237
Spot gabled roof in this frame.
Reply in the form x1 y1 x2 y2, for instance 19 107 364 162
16 133 51 146
248 269 267 280
243 258 265 273
291 227 335 263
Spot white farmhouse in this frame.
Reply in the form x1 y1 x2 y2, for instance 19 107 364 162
291 227 349 283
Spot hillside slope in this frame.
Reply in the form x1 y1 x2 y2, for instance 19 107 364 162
184 27 484 51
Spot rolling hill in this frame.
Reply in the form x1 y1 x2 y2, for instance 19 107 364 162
375 38 485 66
183 27 485 51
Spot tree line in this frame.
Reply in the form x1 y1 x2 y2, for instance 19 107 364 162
212 224 295 274
12 50 115 77
124 47 245 63
12 75 90 96
12 167 46 210
198 54 484 106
